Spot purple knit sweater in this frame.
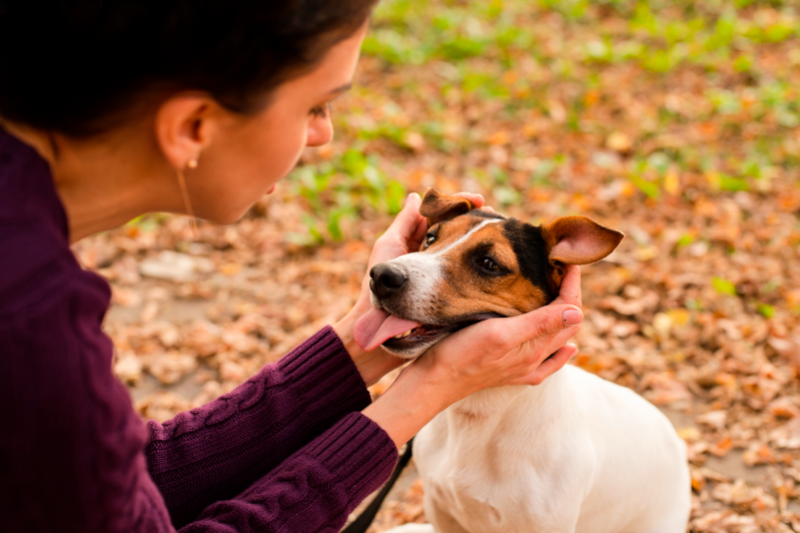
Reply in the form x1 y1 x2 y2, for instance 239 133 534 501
0 127 398 532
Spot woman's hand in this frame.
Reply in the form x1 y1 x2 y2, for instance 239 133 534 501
334 191 485 386
362 265 582 448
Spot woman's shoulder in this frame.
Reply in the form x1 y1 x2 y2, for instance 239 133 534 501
0 128 103 321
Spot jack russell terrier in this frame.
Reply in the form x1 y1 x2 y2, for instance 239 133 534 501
354 190 691 533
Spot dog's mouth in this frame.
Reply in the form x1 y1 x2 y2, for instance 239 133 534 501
354 308 504 355
380 321 477 352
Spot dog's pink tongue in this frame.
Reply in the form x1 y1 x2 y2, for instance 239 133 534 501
354 308 422 352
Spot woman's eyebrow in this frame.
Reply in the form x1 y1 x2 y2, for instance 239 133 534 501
328 82 353 96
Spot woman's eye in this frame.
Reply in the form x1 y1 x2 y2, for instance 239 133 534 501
425 234 436 246
310 103 330 118
481 257 500 272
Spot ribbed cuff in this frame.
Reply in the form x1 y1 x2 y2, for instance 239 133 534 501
277 326 373 430
305 412 398 508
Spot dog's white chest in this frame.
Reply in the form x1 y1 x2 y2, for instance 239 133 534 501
414 379 587 533
413 366 691 533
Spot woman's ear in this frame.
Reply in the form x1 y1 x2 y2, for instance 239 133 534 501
154 95 216 169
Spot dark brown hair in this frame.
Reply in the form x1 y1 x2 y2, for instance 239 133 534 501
0 1 377 136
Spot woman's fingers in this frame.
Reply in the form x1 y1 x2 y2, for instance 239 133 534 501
540 324 581 359
408 208 428 250
369 193 425 267
452 192 494 214
370 191 488 268
510 344 578 386
554 264 582 308
386 192 423 242
453 192 485 209
494 303 583 352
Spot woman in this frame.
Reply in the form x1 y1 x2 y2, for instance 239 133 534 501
0 2 584 531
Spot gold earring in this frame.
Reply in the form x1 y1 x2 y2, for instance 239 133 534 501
176 161 199 239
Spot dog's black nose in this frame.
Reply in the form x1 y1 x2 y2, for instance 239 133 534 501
370 264 408 299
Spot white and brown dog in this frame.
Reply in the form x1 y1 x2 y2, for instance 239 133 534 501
355 190 691 533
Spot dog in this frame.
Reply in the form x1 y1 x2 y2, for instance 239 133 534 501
355 190 691 533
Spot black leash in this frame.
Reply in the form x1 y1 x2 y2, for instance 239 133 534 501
341 437 415 533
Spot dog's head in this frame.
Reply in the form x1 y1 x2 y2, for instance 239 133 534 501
354 189 624 358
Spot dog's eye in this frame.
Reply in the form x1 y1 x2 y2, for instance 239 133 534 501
481 257 500 272
425 234 436 247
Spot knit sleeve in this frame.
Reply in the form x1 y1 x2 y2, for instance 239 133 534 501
1 269 398 533
147 326 376 527
179 413 398 533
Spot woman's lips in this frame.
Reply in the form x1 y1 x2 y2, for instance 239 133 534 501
267 184 276 194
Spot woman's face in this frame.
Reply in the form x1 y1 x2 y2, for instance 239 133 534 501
184 24 367 224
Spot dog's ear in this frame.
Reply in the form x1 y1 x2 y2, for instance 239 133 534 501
540 216 623 291
541 216 623 265
420 189 476 226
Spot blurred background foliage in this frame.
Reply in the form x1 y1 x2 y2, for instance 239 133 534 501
285 0 800 245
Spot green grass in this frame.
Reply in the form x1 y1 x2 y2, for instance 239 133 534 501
287 148 406 244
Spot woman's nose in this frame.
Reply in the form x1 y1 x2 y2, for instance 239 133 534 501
307 115 333 147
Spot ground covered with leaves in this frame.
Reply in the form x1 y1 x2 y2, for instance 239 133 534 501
74 0 800 531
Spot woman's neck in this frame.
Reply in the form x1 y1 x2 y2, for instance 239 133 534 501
1 118 180 243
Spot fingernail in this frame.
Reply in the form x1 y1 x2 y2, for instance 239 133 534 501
405 192 421 209
566 343 578 357
562 309 583 328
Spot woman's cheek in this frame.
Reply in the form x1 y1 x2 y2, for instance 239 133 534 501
265 128 309 182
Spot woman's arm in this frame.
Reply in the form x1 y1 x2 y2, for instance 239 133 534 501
178 412 396 532
1 265 395 532
147 325 375 527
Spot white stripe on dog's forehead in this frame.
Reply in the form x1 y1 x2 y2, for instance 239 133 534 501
375 218 505 324
430 218 504 257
